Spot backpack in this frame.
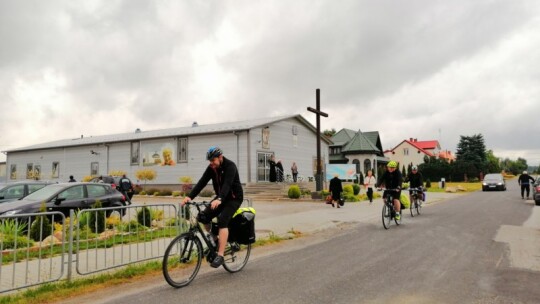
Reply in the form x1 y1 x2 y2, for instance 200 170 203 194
228 207 256 244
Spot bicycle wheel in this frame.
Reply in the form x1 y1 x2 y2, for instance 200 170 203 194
415 197 421 215
222 241 251 273
409 196 415 217
382 203 392 229
162 233 203 288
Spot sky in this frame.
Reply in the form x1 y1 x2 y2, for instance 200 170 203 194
1 0 539 166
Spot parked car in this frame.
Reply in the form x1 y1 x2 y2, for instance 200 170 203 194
533 179 540 206
482 173 506 191
0 181 53 203
0 182 127 217
89 175 134 200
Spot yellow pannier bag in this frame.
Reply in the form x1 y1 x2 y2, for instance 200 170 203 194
400 193 411 209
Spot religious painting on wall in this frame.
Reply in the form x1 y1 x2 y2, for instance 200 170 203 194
142 142 176 166
262 127 270 149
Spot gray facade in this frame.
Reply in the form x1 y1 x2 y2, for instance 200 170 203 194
4 115 330 186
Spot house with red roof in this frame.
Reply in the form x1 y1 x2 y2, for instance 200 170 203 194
384 138 454 168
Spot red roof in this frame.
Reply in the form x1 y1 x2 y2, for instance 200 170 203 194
414 140 439 150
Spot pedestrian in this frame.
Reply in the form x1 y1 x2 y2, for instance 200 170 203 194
269 155 277 182
276 160 284 182
364 170 376 203
68 175 76 182
98 176 104 183
518 171 535 199
181 146 244 268
291 162 298 182
329 174 343 208
119 174 134 205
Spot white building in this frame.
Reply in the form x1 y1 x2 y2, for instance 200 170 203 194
4 115 331 186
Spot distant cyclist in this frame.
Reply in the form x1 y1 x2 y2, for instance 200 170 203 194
376 161 403 220
181 146 244 268
405 166 424 204
518 171 535 200
119 174 133 205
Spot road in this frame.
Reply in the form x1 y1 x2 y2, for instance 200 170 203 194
60 182 540 304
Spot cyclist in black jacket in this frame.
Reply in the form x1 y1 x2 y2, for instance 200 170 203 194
181 146 244 268
405 166 424 203
376 161 403 220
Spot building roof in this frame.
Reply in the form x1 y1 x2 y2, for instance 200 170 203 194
330 128 357 146
342 131 380 153
387 139 437 157
5 114 331 153
412 140 440 150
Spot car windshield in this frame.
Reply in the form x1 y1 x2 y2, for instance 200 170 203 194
484 174 503 181
23 184 66 201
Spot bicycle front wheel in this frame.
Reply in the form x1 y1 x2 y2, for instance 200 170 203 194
223 241 251 273
415 197 421 215
162 233 203 288
409 196 415 217
382 204 392 229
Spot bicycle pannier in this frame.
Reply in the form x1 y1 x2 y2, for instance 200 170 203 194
228 207 256 244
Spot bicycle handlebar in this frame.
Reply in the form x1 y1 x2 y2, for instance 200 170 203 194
183 201 211 207
376 188 401 192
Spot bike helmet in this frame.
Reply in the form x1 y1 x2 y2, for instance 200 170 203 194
387 161 398 168
412 166 418 170
206 146 223 160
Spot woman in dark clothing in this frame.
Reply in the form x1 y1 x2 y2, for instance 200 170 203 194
276 160 284 182
269 156 277 182
329 174 343 208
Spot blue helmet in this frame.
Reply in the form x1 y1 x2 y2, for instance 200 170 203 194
206 146 223 160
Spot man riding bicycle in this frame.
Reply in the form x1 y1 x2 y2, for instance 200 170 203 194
376 161 403 220
181 146 244 268
405 165 424 204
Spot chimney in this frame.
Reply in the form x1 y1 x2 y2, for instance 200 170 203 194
192 122 198 127
135 128 141 133
409 138 413 141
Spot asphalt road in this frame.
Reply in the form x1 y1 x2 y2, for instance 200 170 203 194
61 182 540 304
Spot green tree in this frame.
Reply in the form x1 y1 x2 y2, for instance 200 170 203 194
485 150 501 174
454 134 487 180
323 128 336 138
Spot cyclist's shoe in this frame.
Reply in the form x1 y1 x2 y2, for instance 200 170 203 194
210 255 224 268
395 214 401 220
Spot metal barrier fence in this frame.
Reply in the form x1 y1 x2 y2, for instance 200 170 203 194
0 199 252 293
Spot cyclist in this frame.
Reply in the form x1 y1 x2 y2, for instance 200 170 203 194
181 146 244 268
405 166 424 205
376 161 403 220
518 171 535 199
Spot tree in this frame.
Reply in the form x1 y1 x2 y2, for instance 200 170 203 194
485 150 501 174
135 169 157 191
455 134 487 180
323 128 336 138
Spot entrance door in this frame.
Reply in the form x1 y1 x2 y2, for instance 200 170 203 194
257 152 274 182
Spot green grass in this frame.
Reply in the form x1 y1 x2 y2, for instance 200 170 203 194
426 182 482 192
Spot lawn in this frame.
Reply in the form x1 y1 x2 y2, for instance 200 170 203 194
426 182 482 193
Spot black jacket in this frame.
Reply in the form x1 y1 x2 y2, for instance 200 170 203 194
518 174 535 185
189 156 243 201
329 177 343 195
377 169 403 190
405 172 423 188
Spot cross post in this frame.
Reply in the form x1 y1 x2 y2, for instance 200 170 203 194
307 88 328 191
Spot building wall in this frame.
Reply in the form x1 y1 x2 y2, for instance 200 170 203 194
384 142 427 168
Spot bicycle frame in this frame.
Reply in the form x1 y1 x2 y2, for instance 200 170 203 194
181 202 218 260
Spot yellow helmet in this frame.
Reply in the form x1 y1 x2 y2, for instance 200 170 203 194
387 161 398 168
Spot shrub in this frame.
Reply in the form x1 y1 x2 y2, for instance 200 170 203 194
139 190 147 196
146 188 160 196
137 206 152 227
172 191 182 197
160 189 173 196
0 218 28 236
343 185 353 195
106 214 121 229
352 184 360 195
89 201 106 233
0 234 34 249
321 189 330 197
288 185 301 199
180 176 193 193
199 189 214 197
117 220 147 232
153 191 160 196
343 193 359 202
425 179 431 188
151 209 164 221
29 216 52 242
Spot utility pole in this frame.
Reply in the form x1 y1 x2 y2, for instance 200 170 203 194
307 89 328 191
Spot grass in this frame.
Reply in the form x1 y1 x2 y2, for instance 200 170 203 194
425 182 482 192
0 231 298 303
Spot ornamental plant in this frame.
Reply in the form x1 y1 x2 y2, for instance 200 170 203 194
288 185 301 199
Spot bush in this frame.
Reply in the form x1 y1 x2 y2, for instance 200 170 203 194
137 206 152 227
146 188 160 196
425 179 431 188
288 185 301 199
343 193 359 202
199 189 214 197
29 216 53 242
89 201 106 233
139 190 147 195
0 218 28 236
0 234 34 249
172 191 182 197
321 189 330 197
343 185 353 195
153 192 160 196
117 220 147 232
160 189 173 196
352 184 360 195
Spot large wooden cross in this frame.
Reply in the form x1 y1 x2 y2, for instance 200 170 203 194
307 89 328 191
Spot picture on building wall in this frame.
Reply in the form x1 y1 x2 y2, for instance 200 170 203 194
10 165 16 180
91 162 99 175
26 163 33 179
142 142 176 166
34 165 41 180
131 142 140 165
52 162 60 178
262 127 270 149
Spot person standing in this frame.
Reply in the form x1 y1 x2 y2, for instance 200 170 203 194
291 162 298 182
68 175 76 182
119 174 134 205
518 171 535 199
329 174 343 208
364 170 376 203
181 146 243 268
269 155 277 182
276 160 284 182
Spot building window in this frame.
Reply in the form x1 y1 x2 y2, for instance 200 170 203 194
177 137 188 163
52 162 60 178
34 165 41 180
10 165 17 180
403 148 409 155
91 162 99 176
26 163 33 179
364 159 372 173
131 141 140 165
292 125 298 135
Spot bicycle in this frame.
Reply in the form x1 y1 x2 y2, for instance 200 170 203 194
379 189 402 229
408 187 423 216
162 201 251 288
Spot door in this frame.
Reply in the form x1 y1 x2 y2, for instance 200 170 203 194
257 152 274 182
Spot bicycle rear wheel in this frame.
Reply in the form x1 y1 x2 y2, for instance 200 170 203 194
414 197 421 215
162 233 203 288
382 203 392 229
222 241 251 273
409 196 415 217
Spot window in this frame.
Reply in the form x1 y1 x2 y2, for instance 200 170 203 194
292 125 298 135
58 185 84 200
131 142 140 165
403 148 409 155
91 162 99 176
87 185 107 198
26 163 33 179
28 184 47 193
177 137 188 163
1 185 24 199
364 159 372 173
52 162 60 178
10 165 16 180
34 165 41 180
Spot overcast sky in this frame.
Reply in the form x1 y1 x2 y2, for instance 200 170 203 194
1 0 539 165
